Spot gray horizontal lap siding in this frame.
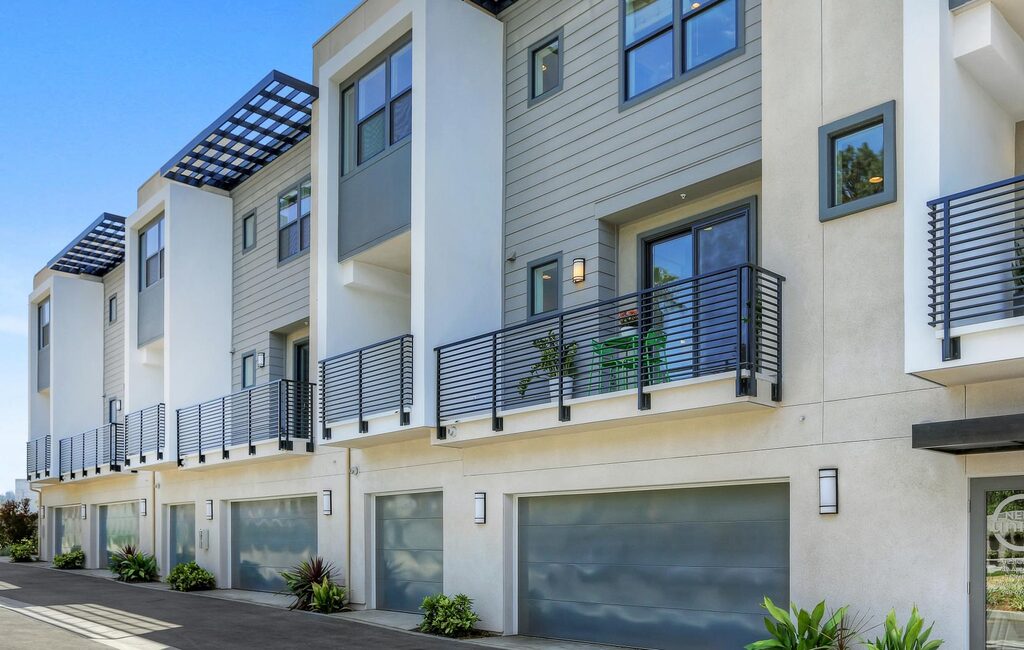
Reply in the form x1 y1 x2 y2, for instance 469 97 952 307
501 0 762 325
103 263 125 416
230 139 311 391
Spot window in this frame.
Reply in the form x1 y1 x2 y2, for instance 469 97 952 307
37 298 50 349
278 179 311 261
818 101 896 221
341 38 412 172
529 258 560 317
529 30 563 104
108 295 117 324
622 0 743 103
139 216 164 289
242 353 256 389
242 212 256 251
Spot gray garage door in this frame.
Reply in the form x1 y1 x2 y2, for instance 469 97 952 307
99 502 140 565
168 503 195 569
54 506 81 556
518 483 789 649
231 496 317 592
376 492 443 613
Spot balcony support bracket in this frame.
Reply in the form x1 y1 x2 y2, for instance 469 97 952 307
942 335 961 362
491 416 504 432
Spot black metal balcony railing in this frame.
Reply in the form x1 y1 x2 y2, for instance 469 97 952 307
26 435 51 479
928 174 1024 361
57 424 124 479
319 335 413 437
176 379 314 464
124 403 165 465
435 263 784 437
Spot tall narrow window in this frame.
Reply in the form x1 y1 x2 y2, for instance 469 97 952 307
390 42 412 143
139 217 164 289
278 179 311 261
108 295 117 324
37 298 50 349
242 212 256 251
529 258 560 317
242 353 256 389
529 30 563 103
341 37 412 173
818 101 896 221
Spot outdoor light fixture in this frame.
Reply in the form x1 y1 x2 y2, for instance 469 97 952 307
139 498 147 517
256 352 266 368
323 490 333 516
474 492 486 524
819 468 838 515
80 504 87 520
205 499 214 520
115 399 122 412
571 258 586 283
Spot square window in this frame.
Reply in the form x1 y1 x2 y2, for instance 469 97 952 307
684 0 738 71
108 295 117 323
530 259 560 316
529 32 563 102
390 42 412 96
242 213 256 251
818 101 896 221
357 63 386 121
626 29 673 99
242 353 256 389
624 0 673 46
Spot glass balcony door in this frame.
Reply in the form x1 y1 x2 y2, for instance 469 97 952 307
972 476 1024 650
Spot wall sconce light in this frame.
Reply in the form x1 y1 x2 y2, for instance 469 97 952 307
205 499 214 520
474 492 486 524
323 490 333 516
41 506 45 520
256 352 266 368
115 399 122 412
139 498 147 517
571 258 586 284
80 504 87 520
819 468 838 515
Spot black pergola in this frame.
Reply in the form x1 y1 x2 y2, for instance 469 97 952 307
48 213 126 277
160 70 318 191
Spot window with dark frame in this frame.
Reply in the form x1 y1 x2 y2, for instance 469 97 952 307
242 353 256 389
278 179 311 261
108 295 117 324
623 0 742 103
818 101 896 222
37 298 50 349
242 212 256 251
341 37 412 173
139 216 164 290
529 31 563 102
529 258 560 317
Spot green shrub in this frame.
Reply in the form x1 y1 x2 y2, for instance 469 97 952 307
108 544 159 582
8 538 36 562
280 556 336 611
864 607 943 650
745 598 848 650
53 546 85 569
988 573 1024 612
419 593 481 638
310 577 346 613
166 561 216 591
0 499 37 549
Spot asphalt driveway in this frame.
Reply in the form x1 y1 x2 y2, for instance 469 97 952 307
0 561 481 649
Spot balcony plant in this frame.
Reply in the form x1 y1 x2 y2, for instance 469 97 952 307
53 546 85 569
419 593 480 638
517 330 578 399
618 308 639 335
109 544 159 582
167 561 216 591
280 556 337 611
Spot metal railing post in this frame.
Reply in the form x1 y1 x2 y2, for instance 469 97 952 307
399 337 409 426
221 395 229 460
436 347 446 439
636 290 650 411
941 198 961 361
557 313 570 422
491 332 503 432
248 386 256 455
357 350 367 433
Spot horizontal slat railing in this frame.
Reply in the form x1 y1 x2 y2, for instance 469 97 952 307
176 380 314 465
124 403 165 464
56 424 124 479
319 334 413 437
25 434 51 479
928 174 1024 361
435 264 783 437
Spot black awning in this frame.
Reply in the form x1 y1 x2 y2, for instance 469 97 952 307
47 213 126 276
913 413 1024 454
160 70 318 191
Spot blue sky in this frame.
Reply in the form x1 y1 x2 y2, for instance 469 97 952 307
0 1 360 493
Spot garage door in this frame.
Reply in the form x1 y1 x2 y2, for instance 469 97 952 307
99 502 140 565
518 483 789 649
376 492 443 613
231 496 317 592
53 506 81 556
168 503 195 569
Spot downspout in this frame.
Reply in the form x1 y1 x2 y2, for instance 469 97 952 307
345 448 351 600
30 486 42 559
151 473 157 559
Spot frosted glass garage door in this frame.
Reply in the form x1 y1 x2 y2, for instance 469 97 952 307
376 492 443 613
99 502 140 565
230 496 317 592
518 483 790 649
54 506 81 556
168 503 195 569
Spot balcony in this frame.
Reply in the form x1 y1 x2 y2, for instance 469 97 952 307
123 404 167 468
57 424 124 481
175 380 314 469
435 264 784 447
922 174 1024 384
26 435 52 481
319 335 415 447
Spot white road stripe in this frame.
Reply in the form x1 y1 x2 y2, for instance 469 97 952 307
0 602 177 649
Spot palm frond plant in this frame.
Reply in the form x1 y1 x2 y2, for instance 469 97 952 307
745 597 848 650
517 330 578 397
280 556 336 611
863 607 943 650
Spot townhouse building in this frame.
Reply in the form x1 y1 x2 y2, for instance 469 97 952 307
25 0 1024 648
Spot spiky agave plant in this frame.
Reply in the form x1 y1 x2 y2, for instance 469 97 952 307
279 556 336 610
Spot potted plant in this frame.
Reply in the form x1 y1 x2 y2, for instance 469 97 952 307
517 330 578 399
618 308 639 336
